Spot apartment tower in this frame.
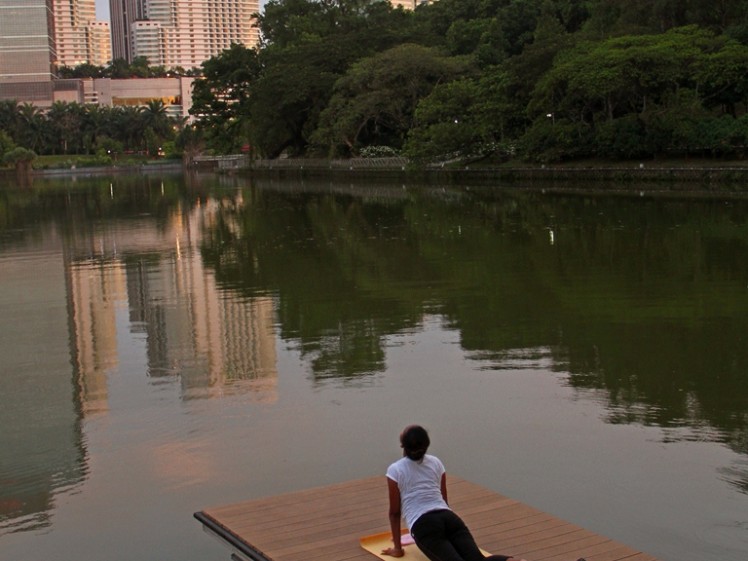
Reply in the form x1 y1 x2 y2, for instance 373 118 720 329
88 21 113 66
111 0 260 68
53 0 95 66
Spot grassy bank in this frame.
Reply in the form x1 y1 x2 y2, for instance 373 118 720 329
32 154 179 170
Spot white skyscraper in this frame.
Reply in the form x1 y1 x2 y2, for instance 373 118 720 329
53 0 112 67
111 0 260 68
88 20 113 66
53 0 96 66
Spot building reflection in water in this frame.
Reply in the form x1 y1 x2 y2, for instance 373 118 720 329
65 195 279 406
1 193 278 536
0 237 87 535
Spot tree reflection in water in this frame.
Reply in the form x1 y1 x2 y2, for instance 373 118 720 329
199 181 748 492
2 175 747 496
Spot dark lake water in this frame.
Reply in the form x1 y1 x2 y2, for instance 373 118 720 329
1 172 747 561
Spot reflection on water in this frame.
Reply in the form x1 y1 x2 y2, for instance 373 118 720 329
0 247 87 535
0 177 277 536
1 174 748 559
199 180 748 474
63 189 279 408
64 209 278 408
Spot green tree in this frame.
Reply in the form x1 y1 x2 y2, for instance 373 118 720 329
0 100 21 145
95 136 124 160
245 0 426 157
0 130 15 162
405 78 486 162
694 40 748 115
312 44 472 156
57 63 106 78
81 104 108 154
142 100 174 141
108 58 132 78
191 43 260 153
405 67 518 163
3 146 36 176
47 102 86 154
258 0 330 48
130 56 152 77
583 0 684 37
248 45 341 157
530 26 720 126
143 127 160 156
15 103 47 154
110 106 146 151
174 125 205 165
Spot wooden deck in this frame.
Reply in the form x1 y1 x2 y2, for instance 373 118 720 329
194 476 659 561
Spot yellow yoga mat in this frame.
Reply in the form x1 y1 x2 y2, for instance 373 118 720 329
360 531 490 561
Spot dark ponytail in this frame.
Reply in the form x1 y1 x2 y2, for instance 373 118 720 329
401 425 430 462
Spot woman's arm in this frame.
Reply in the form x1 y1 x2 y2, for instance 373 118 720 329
441 472 448 505
382 477 404 557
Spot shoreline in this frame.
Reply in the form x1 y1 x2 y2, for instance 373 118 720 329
4 158 748 197
30 161 184 177
241 158 748 197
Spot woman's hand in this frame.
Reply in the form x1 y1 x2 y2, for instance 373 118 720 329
381 547 405 557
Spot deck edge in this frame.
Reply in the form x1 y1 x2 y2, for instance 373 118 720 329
194 510 274 561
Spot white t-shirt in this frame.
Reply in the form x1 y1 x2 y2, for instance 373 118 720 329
386 454 450 529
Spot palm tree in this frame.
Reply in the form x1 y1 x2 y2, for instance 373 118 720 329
143 100 172 136
142 100 176 154
16 103 47 153
0 100 21 142
112 106 145 152
82 104 107 154
47 102 86 154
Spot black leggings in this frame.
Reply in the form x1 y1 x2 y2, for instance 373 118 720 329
410 509 511 561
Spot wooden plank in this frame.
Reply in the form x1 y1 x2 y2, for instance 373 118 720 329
195 475 660 561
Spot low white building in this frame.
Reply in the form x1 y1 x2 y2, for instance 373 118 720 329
0 76 195 122
390 0 432 9
82 77 195 121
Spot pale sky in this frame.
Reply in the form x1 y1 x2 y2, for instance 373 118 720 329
95 0 109 20
95 0 267 21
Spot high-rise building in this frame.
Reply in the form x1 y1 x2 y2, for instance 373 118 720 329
0 0 56 84
53 0 96 67
109 0 146 62
88 20 113 66
52 2 111 67
0 0 113 104
111 0 259 68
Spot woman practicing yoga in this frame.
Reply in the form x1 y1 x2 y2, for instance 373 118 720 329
382 425 586 561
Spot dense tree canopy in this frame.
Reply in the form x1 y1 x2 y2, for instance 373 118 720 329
185 0 748 163
7 0 748 163
1 56 193 162
0 99 179 159
191 44 261 153
311 44 473 155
